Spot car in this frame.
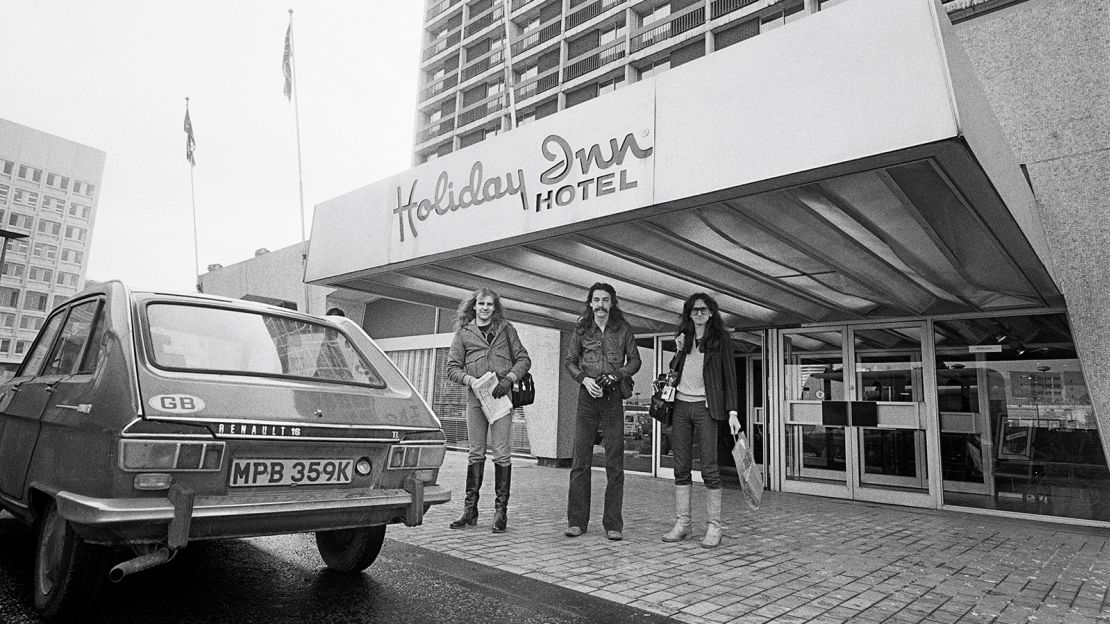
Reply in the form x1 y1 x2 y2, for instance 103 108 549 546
0 282 450 619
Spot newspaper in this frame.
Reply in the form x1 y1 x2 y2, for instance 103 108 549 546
474 371 512 423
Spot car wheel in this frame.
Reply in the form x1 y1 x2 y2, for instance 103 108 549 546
315 525 386 573
34 499 108 620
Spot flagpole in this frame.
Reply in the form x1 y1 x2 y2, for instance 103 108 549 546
185 97 201 292
287 8 310 315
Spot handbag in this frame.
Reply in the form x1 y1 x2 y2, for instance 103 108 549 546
510 372 535 408
504 324 535 408
731 433 764 510
648 349 686 426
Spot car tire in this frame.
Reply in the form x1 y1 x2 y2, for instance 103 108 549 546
315 525 386 573
34 499 109 620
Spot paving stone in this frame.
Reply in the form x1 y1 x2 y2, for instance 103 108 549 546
391 453 1110 624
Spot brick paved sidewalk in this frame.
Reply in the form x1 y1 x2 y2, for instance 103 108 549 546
391 451 1110 624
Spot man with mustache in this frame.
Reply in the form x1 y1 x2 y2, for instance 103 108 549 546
563 282 642 541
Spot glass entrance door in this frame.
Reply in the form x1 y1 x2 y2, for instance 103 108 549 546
780 323 934 506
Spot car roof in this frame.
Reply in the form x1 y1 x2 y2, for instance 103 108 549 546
70 280 336 325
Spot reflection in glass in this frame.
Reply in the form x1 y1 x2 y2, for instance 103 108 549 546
784 331 846 483
935 313 1109 522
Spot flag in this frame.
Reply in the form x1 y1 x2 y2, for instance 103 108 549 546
282 20 294 100
184 106 196 166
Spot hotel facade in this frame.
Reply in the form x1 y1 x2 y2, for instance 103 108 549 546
210 0 1110 527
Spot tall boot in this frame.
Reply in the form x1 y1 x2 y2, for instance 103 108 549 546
661 484 692 542
701 488 723 548
491 464 511 534
449 462 484 529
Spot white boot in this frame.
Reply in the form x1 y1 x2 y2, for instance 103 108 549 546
701 488 723 548
661 484 691 542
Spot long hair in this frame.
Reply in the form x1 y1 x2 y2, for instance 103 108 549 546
455 287 505 329
676 292 726 354
575 282 626 333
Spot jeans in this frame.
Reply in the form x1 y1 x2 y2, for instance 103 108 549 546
672 399 722 489
567 387 625 532
465 390 512 466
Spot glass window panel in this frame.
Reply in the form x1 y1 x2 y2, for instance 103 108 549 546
933 313 1108 522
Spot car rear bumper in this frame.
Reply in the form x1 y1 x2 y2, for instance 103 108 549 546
55 484 451 546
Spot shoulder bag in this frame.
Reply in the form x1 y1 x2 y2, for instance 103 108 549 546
648 349 687 426
505 324 536 408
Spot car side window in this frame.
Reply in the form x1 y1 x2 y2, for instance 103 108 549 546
42 300 102 377
17 310 68 377
77 301 107 374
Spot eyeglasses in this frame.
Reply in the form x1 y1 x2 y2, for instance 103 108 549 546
690 307 711 315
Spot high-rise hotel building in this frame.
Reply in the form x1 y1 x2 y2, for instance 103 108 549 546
0 119 104 378
412 0 984 164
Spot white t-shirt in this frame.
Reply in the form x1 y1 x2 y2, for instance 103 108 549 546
675 348 705 402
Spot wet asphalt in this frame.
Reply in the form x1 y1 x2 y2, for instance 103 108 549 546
0 512 674 624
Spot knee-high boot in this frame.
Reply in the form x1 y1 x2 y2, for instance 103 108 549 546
491 464 511 534
701 488 723 548
449 462 484 529
661 484 692 542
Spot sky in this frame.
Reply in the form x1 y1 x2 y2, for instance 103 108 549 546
0 1 423 291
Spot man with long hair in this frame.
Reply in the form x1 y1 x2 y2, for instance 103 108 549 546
563 282 641 541
445 288 531 534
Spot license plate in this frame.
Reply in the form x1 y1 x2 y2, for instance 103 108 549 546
229 458 353 487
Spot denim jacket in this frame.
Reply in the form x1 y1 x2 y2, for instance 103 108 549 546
446 321 531 386
564 319 641 385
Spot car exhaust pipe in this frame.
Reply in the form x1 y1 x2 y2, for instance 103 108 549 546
109 547 173 583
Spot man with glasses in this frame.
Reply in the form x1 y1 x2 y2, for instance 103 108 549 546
563 282 641 541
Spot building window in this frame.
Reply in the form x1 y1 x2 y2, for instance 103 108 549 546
2 262 24 279
0 313 13 328
43 196 65 213
12 189 38 207
23 292 49 312
71 180 95 196
68 203 91 220
59 248 84 265
64 225 87 242
8 213 32 231
639 58 670 79
46 173 70 191
0 339 9 353
14 341 27 356
9 240 28 255
761 3 804 31
598 75 625 95
37 219 62 237
0 184 8 204
56 272 79 288
19 315 43 331
643 3 671 26
0 288 18 308
1 160 12 176
32 243 57 261
28 266 52 283
17 165 42 183
600 22 626 45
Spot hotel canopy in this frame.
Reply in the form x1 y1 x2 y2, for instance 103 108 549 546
306 0 1059 339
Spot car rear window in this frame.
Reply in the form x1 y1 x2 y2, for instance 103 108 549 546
145 303 384 387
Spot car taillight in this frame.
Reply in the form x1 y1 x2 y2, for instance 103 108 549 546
386 444 445 470
120 440 225 471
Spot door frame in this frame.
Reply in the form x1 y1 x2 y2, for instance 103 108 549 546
773 320 941 509
651 332 768 483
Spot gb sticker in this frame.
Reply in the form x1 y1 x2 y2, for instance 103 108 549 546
150 394 206 414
